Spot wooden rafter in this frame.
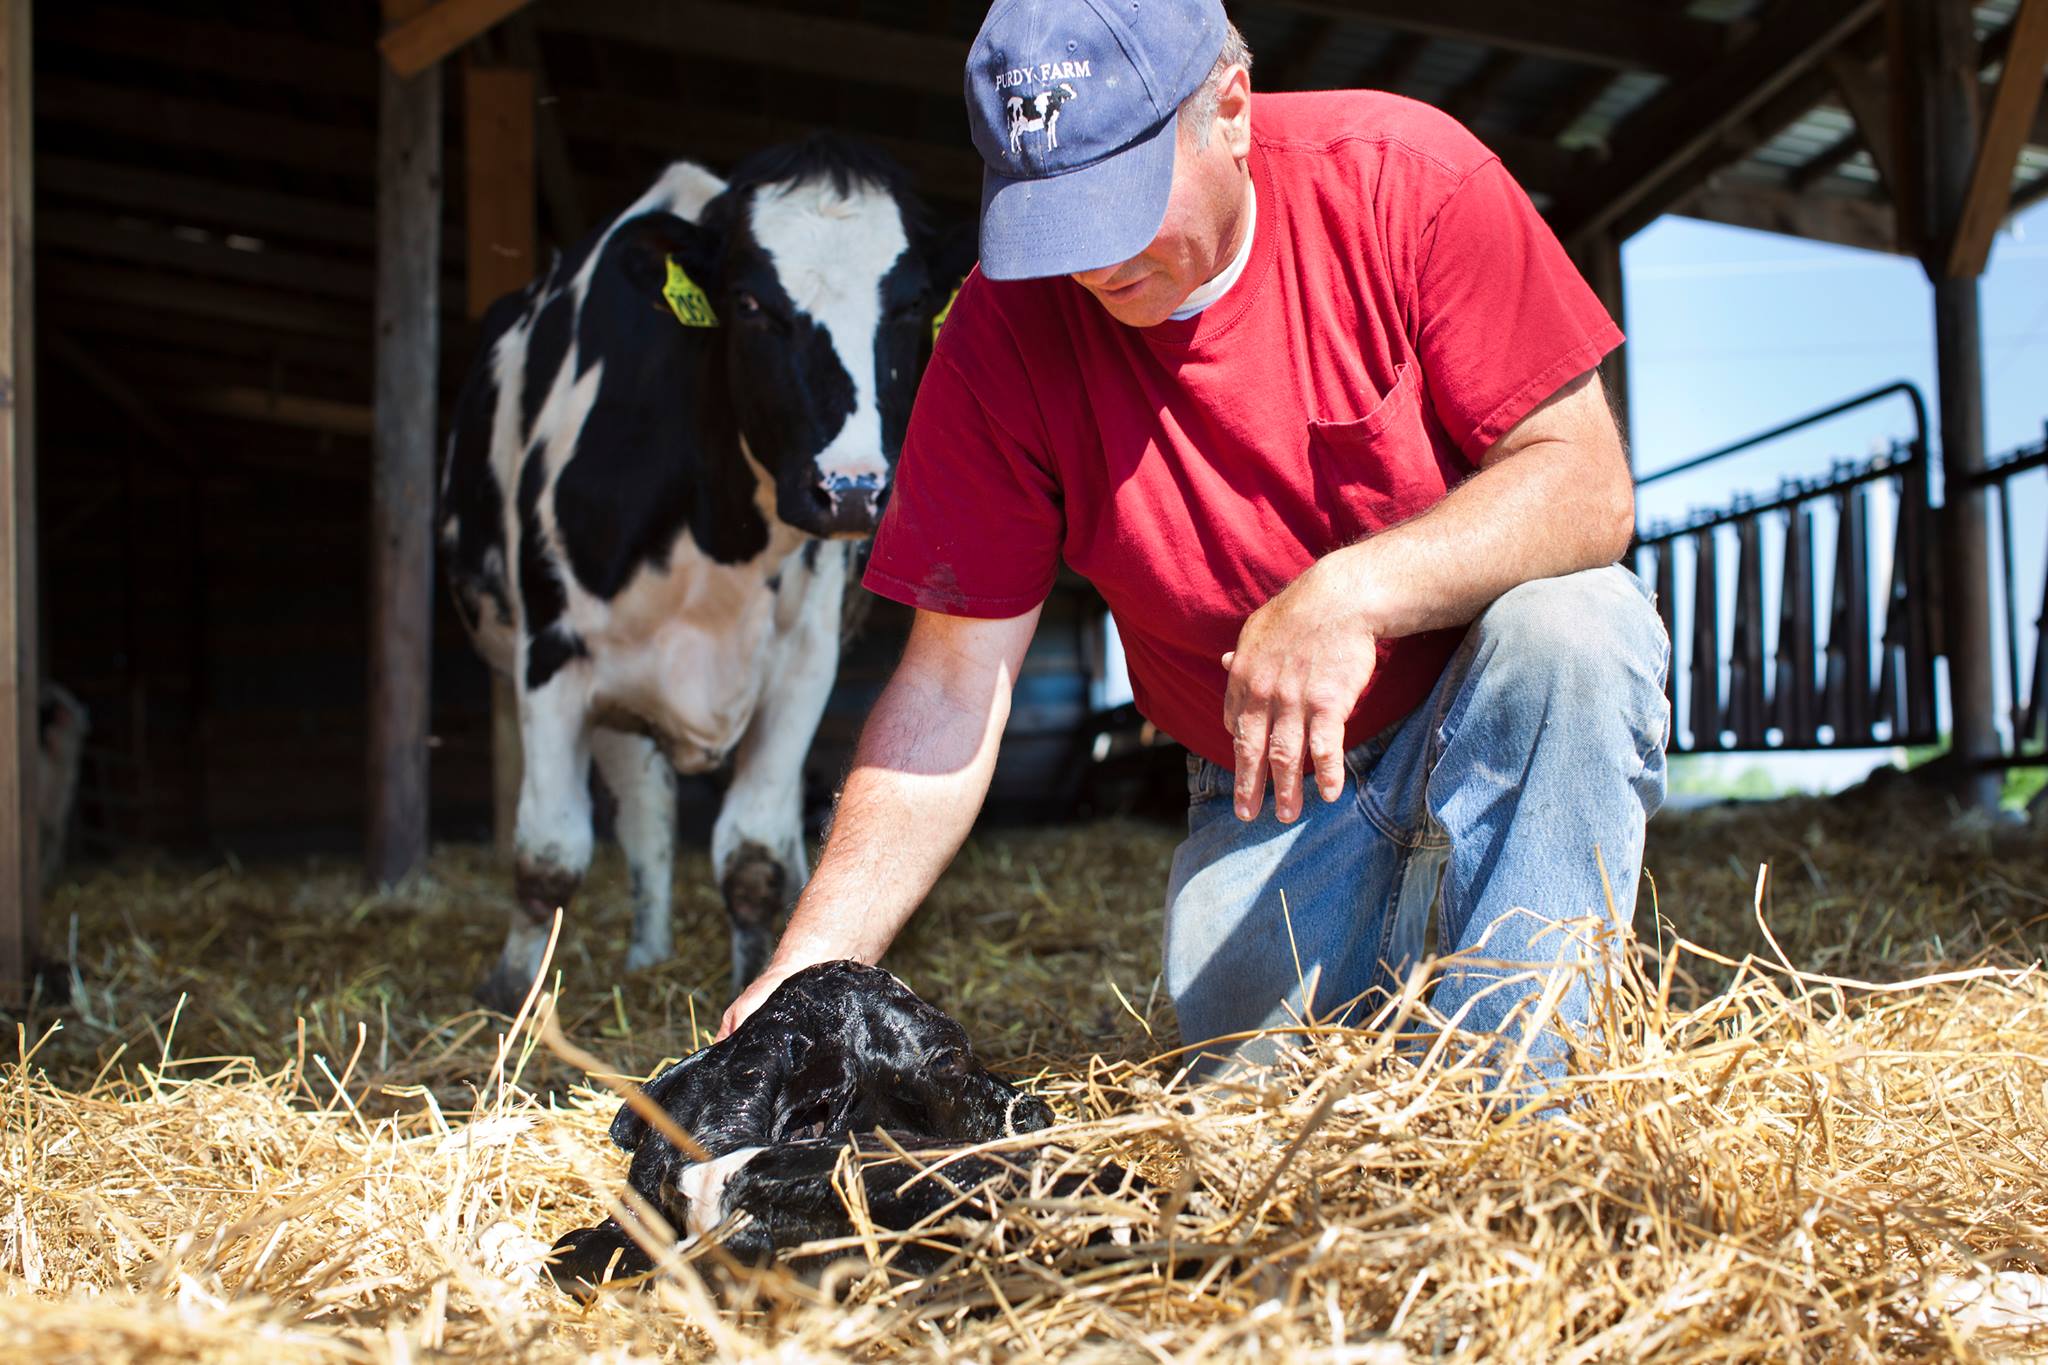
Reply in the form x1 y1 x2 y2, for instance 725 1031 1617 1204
380 0 534 78
38 158 375 250
1444 50 1521 123
1946 0 2048 278
540 0 967 99
1273 16 1344 91
1274 0 1722 76
1675 182 1901 254
1552 0 1881 247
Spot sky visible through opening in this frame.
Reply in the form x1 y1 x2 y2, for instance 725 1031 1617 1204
1628 200 2048 795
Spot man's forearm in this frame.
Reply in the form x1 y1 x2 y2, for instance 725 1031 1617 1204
1325 412 1634 640
765 652 1010 969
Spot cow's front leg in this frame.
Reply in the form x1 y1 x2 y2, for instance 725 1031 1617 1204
591 728 676 972
712 545 849 1001
478 667 595 1013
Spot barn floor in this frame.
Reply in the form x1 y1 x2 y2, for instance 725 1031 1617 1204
5 784 2048 1362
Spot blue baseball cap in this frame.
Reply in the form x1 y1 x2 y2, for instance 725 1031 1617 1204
967 0 1229 281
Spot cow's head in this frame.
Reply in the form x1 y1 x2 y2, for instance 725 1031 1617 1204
610 138 964 541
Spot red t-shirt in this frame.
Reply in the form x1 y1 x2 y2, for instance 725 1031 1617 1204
864 91 1622 768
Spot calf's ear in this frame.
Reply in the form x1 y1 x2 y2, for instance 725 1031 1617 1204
609 1048 707 1151
610 211 722 304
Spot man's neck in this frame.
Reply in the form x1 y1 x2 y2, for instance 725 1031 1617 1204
1169 175 1257 322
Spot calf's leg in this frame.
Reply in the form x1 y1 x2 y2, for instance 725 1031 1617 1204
592 728 677 972
478 669 595 1012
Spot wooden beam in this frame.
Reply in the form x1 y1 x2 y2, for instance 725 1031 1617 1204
464 64 534 315
1817 50 1900 190
38 157 376 250
1272 17 1344 91
1553 0 1881 247
183 387 373 438
1674 182 1903 254
39 77 376 179
0 0 35 1006
1360 32 1431 95
1445 50 1523 124
368 7 442 885
381 0 534 79
1946 0 2048 278
39 208 376 299
1276 0 1723 75
553 90 984 199
1568 230 1630 456
1894 0 2001 811
500 13 585 246
40 7 370 99
465 60 533 861
42 260 365 339
540 0 969 98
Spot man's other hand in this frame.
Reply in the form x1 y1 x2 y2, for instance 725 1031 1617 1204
1223 558 1378 824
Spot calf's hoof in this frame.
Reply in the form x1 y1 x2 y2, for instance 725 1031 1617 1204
547 1220 657 1300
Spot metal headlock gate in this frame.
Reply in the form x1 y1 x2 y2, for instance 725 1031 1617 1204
1632 383 1941 757
1978 425 2048 769
1634 383 2048 766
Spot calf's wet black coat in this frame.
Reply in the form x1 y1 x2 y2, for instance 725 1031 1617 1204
548 962 1134 1295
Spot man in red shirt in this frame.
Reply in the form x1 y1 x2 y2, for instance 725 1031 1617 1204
724 0 1669 1086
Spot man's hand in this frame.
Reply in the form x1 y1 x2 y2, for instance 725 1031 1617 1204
718 956 815 1039
1222 557 1379 824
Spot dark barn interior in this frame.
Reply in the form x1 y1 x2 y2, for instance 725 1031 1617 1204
4 0 2047 1000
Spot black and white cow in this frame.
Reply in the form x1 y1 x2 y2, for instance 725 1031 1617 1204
439 138 955 1011
1006 83 1078 155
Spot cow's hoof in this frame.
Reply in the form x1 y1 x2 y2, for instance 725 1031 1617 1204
513 859 583 922
29 955 73 1007
473 962 536 1016
624 938 671 973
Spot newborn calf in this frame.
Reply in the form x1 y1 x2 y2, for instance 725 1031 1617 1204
552 961 1095 1293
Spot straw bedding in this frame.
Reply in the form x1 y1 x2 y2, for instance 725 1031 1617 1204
5 781 2047 1362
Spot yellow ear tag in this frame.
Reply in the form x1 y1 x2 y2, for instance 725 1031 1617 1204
931 279 963 344
662 256 718 328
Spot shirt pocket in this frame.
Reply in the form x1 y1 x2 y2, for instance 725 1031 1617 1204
1307 362 1454 544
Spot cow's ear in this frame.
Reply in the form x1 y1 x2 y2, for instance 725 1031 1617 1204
611 211 721 302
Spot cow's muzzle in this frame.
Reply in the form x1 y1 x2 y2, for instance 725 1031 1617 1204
805 472 888 538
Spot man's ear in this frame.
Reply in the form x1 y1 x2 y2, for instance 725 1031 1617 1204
611 210 722 303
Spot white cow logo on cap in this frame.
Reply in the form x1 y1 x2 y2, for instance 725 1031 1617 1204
1006 82 1078 156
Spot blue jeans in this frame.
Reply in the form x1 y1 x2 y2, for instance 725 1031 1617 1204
1163 566 1671 1086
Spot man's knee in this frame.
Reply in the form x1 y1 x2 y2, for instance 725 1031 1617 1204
1468 567 1668 726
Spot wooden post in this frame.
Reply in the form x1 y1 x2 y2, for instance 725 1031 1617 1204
1891 0 2001 810
0 0 34 1004
367 2 443 886
464 62 533 859
1575 230 1633 464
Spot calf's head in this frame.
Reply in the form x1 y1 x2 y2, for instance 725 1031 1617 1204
608 138 955 541
609 961 1053 1237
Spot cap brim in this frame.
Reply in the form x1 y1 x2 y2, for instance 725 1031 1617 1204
977 114 1179 282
